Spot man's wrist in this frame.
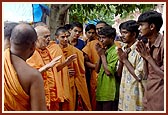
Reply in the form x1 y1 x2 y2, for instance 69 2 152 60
100 54 106 59
122 58 128 64
145 55 151 60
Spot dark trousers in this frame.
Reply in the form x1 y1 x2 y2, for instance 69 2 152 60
96 100 118 111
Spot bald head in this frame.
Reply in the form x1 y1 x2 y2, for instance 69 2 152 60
34 26 50 37
34 26 51 49
34 22 49 28
10 23 37 50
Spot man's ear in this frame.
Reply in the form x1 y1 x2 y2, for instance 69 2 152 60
131 32 136 38
150 23 155 31
55 35 58 39
30 42 36 51
55 35 60 44
55 35 59 41
69 28 72 32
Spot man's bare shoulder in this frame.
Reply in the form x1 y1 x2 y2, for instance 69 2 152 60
11 56 40 77
14 58 42 83
11 57 43 94
25 63 42 79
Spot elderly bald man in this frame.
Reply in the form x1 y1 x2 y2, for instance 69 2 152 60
27 25 77 110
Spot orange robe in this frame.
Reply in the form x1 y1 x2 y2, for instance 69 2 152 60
82 39 101 110
61 44 92 111
4 48 30 111
26 41 70 111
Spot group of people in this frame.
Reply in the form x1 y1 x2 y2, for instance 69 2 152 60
4 10 164 111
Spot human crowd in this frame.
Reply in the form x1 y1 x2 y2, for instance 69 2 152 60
4 10 164 111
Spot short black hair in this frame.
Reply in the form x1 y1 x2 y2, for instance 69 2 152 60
4 22 18 39
55 27 67 36
98 25 116 39
64 24 71 30
96 21 108 26
137 10 163 32
119 20 139 38
70 22 83 30
85 24 96 32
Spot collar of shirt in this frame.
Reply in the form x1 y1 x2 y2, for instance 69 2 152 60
123 40 138 54
147 33 163 48
106 44 116 55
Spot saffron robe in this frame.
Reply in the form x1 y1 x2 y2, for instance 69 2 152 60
61 44 92 111
4 48 30 111
27 41 70 110
82 39 101 110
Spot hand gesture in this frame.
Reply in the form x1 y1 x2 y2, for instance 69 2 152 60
47 55 62 68
117 48 128 63
95 43 105 56
65 54 77 66
136 40 150 59
39 55 62 72
68 67 75 77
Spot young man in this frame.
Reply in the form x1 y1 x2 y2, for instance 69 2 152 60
68 22 85 50
96 21 122 48
82 24 101 110
95 21 108 35
136 10 164 111
84 24 96 44
4 23 47 111
26 26 76 111
95 25 119 111
55 27 91 111
117 20 145 111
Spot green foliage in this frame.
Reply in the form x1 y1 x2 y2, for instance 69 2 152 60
69 4 155 25
69 4 116 25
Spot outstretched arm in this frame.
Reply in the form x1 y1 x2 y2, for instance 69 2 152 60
38 55 62 73
56 54 77 72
